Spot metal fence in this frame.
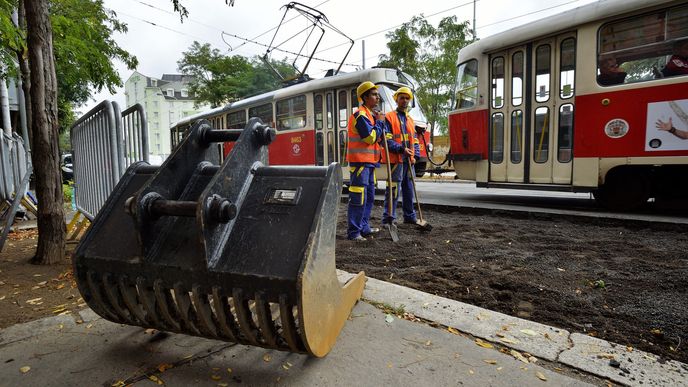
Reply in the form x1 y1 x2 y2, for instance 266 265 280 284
70 101 148 220
0 132 31 251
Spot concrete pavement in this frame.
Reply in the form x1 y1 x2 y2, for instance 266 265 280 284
0 273 685 386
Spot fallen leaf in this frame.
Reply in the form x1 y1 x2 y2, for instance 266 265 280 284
56 283 66 290
282 362 292 370
520 329 538 336
211 375 221 381
554 367 563 372
596 353 616 360
37 281 47 286
483 359 497 365
447 327 460 335
387 362 393 368
0 296 5 301
468 369 474 375
227 368 232 374
475 339 494 349
497 367 503 371
528 356 538 363
500 338 520 344
148 375 164 385
536 371 547 381
111 381 126 387
510 349 529 364
263 353 272 362
626 346 633 352
26 297 42 304
86 324 93 329
557 268 565 272
385 314 394 323
19 366 31 373
157 363 173 372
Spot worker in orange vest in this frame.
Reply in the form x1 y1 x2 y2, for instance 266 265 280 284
346 81 385 241
381 86 421 226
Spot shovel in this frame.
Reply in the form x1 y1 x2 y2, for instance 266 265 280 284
381 131 399 242
406 149 433 232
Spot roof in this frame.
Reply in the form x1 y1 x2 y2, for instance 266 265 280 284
457 0 679 61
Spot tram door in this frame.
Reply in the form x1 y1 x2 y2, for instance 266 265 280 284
314 90 352 178
529 34 576 184
488 46 527 182
488 33 576 185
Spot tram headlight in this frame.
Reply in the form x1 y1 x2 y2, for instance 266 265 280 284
604 118 629 138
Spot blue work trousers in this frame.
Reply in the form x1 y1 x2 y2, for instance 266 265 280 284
382 161 417 224
347 165 376 239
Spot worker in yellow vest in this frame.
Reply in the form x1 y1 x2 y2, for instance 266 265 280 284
381 86 421 226
346 81 385 241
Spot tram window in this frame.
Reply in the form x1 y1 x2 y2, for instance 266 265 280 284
249 103 274 127
533 107 550 163
326 93 333 129
490 112 504 164
327 131 334 163
276 95 306 131
338 91 348 128
491 57 505 109
315 132 324 166
560 38 576 99
598 4 688 84
535 45 551 103
314 94 323 130
226 110 246 129
351 89 358 113
557 104 574 163
510 110 523 163
455 59 478 109
512 51 524 106
339 131 348 167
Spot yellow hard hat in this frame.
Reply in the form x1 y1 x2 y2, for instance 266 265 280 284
393 86 413 101
356 81 378 101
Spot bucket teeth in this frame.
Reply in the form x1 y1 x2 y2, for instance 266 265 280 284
102 273 133 323
173 283 201 335
192 285 218 338
255 292 278 347
118 276 147 324
85 270 121 322
136 277 163 327
232 288 260 346
211 286 239 341
153 279 181 331
279 294 303 352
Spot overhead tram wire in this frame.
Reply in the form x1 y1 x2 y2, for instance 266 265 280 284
314 0 479 55
114 7 357 68
314 0 583 56
229 0 333 54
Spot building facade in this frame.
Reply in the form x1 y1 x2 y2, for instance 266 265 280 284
124 71 210 158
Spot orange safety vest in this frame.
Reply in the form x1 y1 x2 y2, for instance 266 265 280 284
346 106 381 163
381 110 417 164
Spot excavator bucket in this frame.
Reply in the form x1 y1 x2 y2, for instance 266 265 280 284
73 119 365 357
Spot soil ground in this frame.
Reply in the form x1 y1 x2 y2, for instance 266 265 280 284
336 204 688 364
1 205 686 366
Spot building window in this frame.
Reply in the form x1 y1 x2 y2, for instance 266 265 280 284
151 79 157 87
181 89 188 97
276 95 306 131
166 88 174 97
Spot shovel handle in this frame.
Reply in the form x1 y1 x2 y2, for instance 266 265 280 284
407 161 425 223
381 131 395 216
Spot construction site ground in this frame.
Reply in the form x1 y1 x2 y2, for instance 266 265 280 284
1 204 687 385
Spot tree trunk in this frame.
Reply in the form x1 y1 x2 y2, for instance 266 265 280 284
17 0 33 148
25 0 65 265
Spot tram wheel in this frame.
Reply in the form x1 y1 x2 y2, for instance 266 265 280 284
593 168 649 211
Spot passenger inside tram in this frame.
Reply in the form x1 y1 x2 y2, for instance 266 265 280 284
661 40 688 77
597 56 627 86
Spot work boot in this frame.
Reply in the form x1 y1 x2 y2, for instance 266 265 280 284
350 235 367 242
404 219 420 225
362 227 380 237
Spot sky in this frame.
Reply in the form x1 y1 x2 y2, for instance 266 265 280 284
83 0 597 114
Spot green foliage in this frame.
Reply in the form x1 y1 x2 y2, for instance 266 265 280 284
177 41 296 108
379 16 471 135
0 0 23 79
51 0 138 132
63 182 73 203
0 0 137 133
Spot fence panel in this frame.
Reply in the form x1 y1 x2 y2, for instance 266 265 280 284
0 133 31 251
